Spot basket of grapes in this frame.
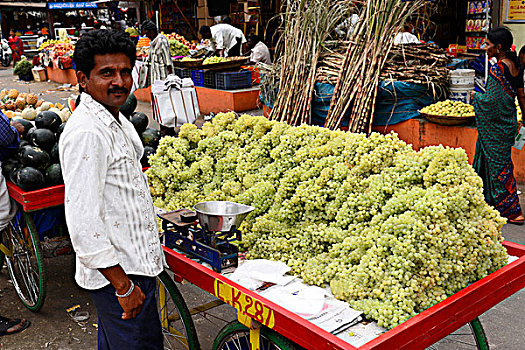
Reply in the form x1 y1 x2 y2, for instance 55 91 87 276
172 57 204 68
202 56 249 71
420 100 475 126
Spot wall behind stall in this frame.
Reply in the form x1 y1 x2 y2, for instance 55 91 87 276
500 0 525 50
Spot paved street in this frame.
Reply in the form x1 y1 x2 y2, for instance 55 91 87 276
0 66 524 349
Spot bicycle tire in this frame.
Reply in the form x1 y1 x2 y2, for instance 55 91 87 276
213 320 297 350
2 210 46 311
427 317 489 350
156 270 200 350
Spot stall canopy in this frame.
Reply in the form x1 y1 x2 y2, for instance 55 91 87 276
48 2 98 10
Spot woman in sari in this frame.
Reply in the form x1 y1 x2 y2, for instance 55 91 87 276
473 27 525 224
7 29 23 67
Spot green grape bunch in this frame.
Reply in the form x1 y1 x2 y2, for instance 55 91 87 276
146 113 509 329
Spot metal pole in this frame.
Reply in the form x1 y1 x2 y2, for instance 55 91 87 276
155 10 159 30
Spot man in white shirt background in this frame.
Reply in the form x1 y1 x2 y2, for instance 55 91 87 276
60 29 164 349
199 22 247 57
246 35 272 65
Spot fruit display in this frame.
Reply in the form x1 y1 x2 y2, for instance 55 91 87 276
181 57 199 62
420 100 475 117
2 94 160 190
164 33 195 50
516 97 522 123
203 56 228 65
0 89 72 123
168 39 190 57
136 46 149 58
146 113 508 329
39 38 74 59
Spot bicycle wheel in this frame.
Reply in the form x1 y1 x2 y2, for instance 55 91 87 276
1 210 46 311
427 317 489 350
156 270 200 350
213 320 297 350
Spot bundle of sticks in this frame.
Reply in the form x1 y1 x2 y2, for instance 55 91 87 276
317 43 451 87
324 0 429 132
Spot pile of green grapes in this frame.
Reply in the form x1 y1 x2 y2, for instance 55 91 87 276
146 113 508 328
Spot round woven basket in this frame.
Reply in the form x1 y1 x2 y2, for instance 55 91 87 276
420 112 475 126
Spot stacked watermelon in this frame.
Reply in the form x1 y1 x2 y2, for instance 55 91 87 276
120 94 160 168
2 110 64 191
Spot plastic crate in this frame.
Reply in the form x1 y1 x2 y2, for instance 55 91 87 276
173 67 184 79
215 70 252 90
182 68 193 79
203 70 216 88
192 70 204 87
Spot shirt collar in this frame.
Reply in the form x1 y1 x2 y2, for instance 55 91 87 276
80 92 122 127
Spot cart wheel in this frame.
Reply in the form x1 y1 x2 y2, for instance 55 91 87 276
213 320 298 350
1 210 46 312
427 317 489 350
156 270 200 350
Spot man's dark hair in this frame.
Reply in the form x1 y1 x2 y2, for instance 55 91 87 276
73 29 136 77
199 26 211 36
142 20 157 33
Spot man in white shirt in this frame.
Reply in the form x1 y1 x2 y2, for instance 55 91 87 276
247 35 271 65
199 23 246 57
60 29 164 349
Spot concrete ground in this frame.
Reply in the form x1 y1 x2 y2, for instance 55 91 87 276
0 66 524 349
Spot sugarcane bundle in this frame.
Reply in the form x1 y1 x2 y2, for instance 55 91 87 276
324 0 427 133
268 0 350 125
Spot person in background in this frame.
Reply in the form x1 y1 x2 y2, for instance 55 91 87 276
246 35 271 64
61 30 164 349
393 22 420 45
518 45 525 119
199 23 246 57
142 20 173 83
0 111 31 337
472 27 524 224
7 29 23 67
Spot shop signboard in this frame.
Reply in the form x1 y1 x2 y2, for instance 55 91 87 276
48 2 98 10
506 0 525 22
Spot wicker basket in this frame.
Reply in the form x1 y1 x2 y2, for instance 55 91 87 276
420 112 475 126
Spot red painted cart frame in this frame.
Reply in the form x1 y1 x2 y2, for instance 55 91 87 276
6 181 64 212
163 241 525 350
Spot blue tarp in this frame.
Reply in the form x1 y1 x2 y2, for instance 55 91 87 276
260 81 435 127
373 81 436 126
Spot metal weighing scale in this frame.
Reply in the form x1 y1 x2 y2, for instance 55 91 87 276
159 201 254 272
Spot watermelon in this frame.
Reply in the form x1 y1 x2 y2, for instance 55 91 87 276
19 146 50 169
130 112 148 134
1 159 20 178
67 97 76 113
15 119 33 138
25 126 36 141
141 128 160 148
120 93 137 118
50 143 60 163
141 146 156 167
45 163 63 186
16 167 45 192
35 111 62 132
55 123 66 140
19 139 30 148
31 128 56 152
10 167 21 183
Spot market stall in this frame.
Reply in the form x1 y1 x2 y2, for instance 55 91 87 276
38 38 77 85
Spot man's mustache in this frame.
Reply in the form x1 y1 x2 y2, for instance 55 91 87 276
107 88 128 94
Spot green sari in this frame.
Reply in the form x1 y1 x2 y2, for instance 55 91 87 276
473 61 522 219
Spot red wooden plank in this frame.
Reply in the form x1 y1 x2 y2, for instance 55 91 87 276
7 181 64 212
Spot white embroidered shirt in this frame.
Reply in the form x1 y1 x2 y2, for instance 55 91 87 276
59 93 163 290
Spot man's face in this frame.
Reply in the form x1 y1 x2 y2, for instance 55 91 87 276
144 29 155 40
78 53 132 113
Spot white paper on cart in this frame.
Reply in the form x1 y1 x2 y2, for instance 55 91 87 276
304 298 362 334
229 259 295 290
337 321 387 348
